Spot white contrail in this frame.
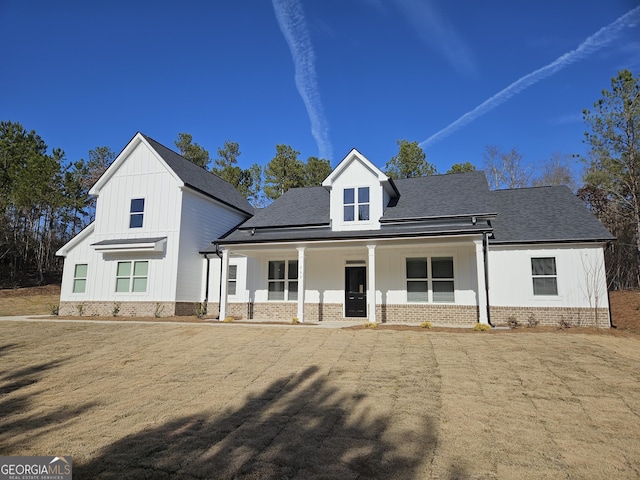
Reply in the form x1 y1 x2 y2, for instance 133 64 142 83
272 0 333 160
419 6 640 148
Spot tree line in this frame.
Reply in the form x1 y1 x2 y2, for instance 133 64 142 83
1 69 637 289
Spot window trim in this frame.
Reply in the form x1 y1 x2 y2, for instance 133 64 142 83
531 257 558 296
115 260 149 293
129 198 145 229
267 260 298 301
228 264 238 297
406 257 428 303
72 263 88 294
404 255 455 304
343 186 370 222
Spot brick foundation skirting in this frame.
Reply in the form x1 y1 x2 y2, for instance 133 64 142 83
58 301 608 328
378 304 478 325
490 306 610 328
216 302 479 325
59 301 180 317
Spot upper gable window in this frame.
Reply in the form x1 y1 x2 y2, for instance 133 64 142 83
343 187 370 222
129 198 145 228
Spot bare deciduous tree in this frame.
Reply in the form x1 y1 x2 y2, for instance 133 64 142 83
483 145 532 190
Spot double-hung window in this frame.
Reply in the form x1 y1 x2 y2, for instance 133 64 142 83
406 257 455 303
73 264 88 293
531 257 558 295
116 261 148 293
431 257 455 302
343 187 370 222
129 198 145 228
406 258 428 302
228 265 237 296
268 260 298 301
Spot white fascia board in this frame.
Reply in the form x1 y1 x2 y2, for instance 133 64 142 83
322 148 388 187
89 132 184 196
56 223 95 257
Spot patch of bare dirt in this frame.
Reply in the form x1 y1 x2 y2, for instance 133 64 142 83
609 290 640 333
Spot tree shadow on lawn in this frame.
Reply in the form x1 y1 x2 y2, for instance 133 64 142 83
76 365 438 479
0 354 96 454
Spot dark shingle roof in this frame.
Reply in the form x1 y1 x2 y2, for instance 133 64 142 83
214 171 496 245
209 170 612 246
142 134 253 216
239 170 494 230
490 186 614 243
204 223 491 249
241 186 329 228
383 171 495 219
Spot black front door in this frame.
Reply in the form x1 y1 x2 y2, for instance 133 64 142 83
345 267 367 317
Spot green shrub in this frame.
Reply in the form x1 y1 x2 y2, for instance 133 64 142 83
49 304 59 316
76 303 84 316
112 302 121 317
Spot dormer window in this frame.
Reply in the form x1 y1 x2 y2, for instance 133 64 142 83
344 187 370 222
129 198 145 228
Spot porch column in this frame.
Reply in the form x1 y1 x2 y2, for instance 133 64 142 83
297 247 306 322
367 245 377 324
219 247 229 321
474 239 489 324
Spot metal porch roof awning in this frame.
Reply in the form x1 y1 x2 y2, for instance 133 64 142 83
91 237 167 253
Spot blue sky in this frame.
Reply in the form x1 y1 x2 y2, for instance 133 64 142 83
1 0 639 180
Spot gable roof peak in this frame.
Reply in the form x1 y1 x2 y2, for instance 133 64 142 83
322 148 388 186
89 132 253 216
322 148 400 196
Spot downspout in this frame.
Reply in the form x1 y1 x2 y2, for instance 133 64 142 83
214 242 223 319
483 231 493 327
606 240 615 328
203 253 211 305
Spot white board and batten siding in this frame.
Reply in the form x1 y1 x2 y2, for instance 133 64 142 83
60 141 183 302
488 244 609 309
92 142 182 302
58 225 98 302
328 159 384 232
176 189 248 302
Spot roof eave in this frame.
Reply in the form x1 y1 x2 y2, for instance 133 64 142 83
181 184 253 216
216 227 493 246
381 212 498 223
490 237 615 245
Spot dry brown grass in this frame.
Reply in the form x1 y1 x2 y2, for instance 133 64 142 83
0 321 639 479
0 285 60 316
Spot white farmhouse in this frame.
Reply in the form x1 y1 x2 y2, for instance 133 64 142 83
58 135 614 327
56 133 253 316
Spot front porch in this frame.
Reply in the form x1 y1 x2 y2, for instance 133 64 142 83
213 236 489 326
